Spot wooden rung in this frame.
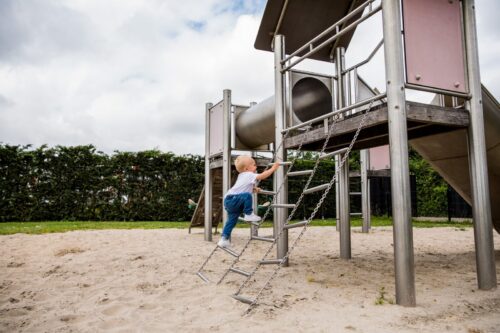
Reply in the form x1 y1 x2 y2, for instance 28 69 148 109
197 271 210 283
284 221 308 229
271 204 296 208
231 294 255 305
288 170 313 177
251 236 275 243
350 212 363 216
229 267 251 277
259 259 283 265
259 190 276 195
303 183 329 194
319 147 349 159
218 245 239 257
350 192 362 195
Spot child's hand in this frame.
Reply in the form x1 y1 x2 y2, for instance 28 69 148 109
272 161 280 170
253 187 262 193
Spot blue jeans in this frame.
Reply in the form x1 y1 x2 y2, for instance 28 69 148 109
221 192 253 239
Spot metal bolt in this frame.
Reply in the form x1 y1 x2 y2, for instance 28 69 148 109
415 74 421 81
454 82 460 87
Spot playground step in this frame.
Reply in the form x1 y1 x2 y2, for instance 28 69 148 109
259 189 276 195
197 271 209 283
229 267 252 277
268 161 292 166
288 170 313 177
304 183 330 194
218 246 240 257
251 236 275 243
319 147 349 160
231 294 254 305
238 217 260 226
271 204 296 209
284 220 308 229
259 259 283 265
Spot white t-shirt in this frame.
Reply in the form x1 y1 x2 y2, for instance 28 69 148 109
226 172 257 196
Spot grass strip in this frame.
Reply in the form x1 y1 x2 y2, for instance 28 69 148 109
0 217 472 235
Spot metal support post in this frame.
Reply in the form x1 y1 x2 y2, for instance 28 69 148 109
339 152 351 259
463 0 497 290
335 155 340 232
360 149 371 233
204 103 214 241
382 0 416 306
336 46 351 258
251 146 259 238
274 35 288 265
222 90 232 230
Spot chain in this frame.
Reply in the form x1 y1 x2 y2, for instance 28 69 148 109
234 114 340 295
244 102 373 314
216 126 312 284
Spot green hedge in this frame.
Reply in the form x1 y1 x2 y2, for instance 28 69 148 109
0 144 449 222
0 145 204 221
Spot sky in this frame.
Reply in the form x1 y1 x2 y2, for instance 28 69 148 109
0 0 498 156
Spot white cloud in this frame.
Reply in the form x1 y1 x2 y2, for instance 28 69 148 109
0 0 498 155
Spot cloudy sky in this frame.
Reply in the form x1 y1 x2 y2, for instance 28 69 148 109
0 0 498 155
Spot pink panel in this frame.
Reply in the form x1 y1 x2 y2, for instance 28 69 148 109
369 145 391 170
402 0 466 93
209 102 224 156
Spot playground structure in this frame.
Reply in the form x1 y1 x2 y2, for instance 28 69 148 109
194 0 499 310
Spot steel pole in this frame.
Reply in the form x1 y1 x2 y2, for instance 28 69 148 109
463 0 497 290
361 149 371 232
222 90 232 230
274 35 288 265
382 0 416 306
336 47 351 259
204 103 214 241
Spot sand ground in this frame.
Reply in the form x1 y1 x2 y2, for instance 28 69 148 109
1 226 499 333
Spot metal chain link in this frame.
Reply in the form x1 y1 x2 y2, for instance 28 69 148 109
216 126 312 284
234 115 341 295
244 102 374 314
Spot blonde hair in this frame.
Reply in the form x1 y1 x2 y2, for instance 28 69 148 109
235 155 254 173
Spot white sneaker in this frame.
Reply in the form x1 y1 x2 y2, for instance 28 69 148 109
243 213 261 222
217 237 231 248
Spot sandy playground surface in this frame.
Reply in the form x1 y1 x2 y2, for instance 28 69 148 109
1 226 499 333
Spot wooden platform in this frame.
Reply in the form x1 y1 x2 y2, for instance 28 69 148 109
284 102 469 152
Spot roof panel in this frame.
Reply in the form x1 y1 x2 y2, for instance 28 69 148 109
254 0 365 62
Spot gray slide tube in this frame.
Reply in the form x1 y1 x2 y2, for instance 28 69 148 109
235 77 333 148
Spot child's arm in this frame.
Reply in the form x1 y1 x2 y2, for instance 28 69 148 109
256 162 280 181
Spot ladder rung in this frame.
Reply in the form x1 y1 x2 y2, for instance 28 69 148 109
218 245 240 257
350 192 362 195
259 259 283 265
251 236 275 243
304 183 329 194
288 170 313 177
284 221 308 229
197 271 210 283
319 147 349 159
238 217 260 226
229 267 251 277
268 161 292 166
259 190 276 195
271 204 296 209
231 294 255 305
350 212 363 216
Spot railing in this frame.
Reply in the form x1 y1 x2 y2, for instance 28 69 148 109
281 1 382 72
282 92 386 133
